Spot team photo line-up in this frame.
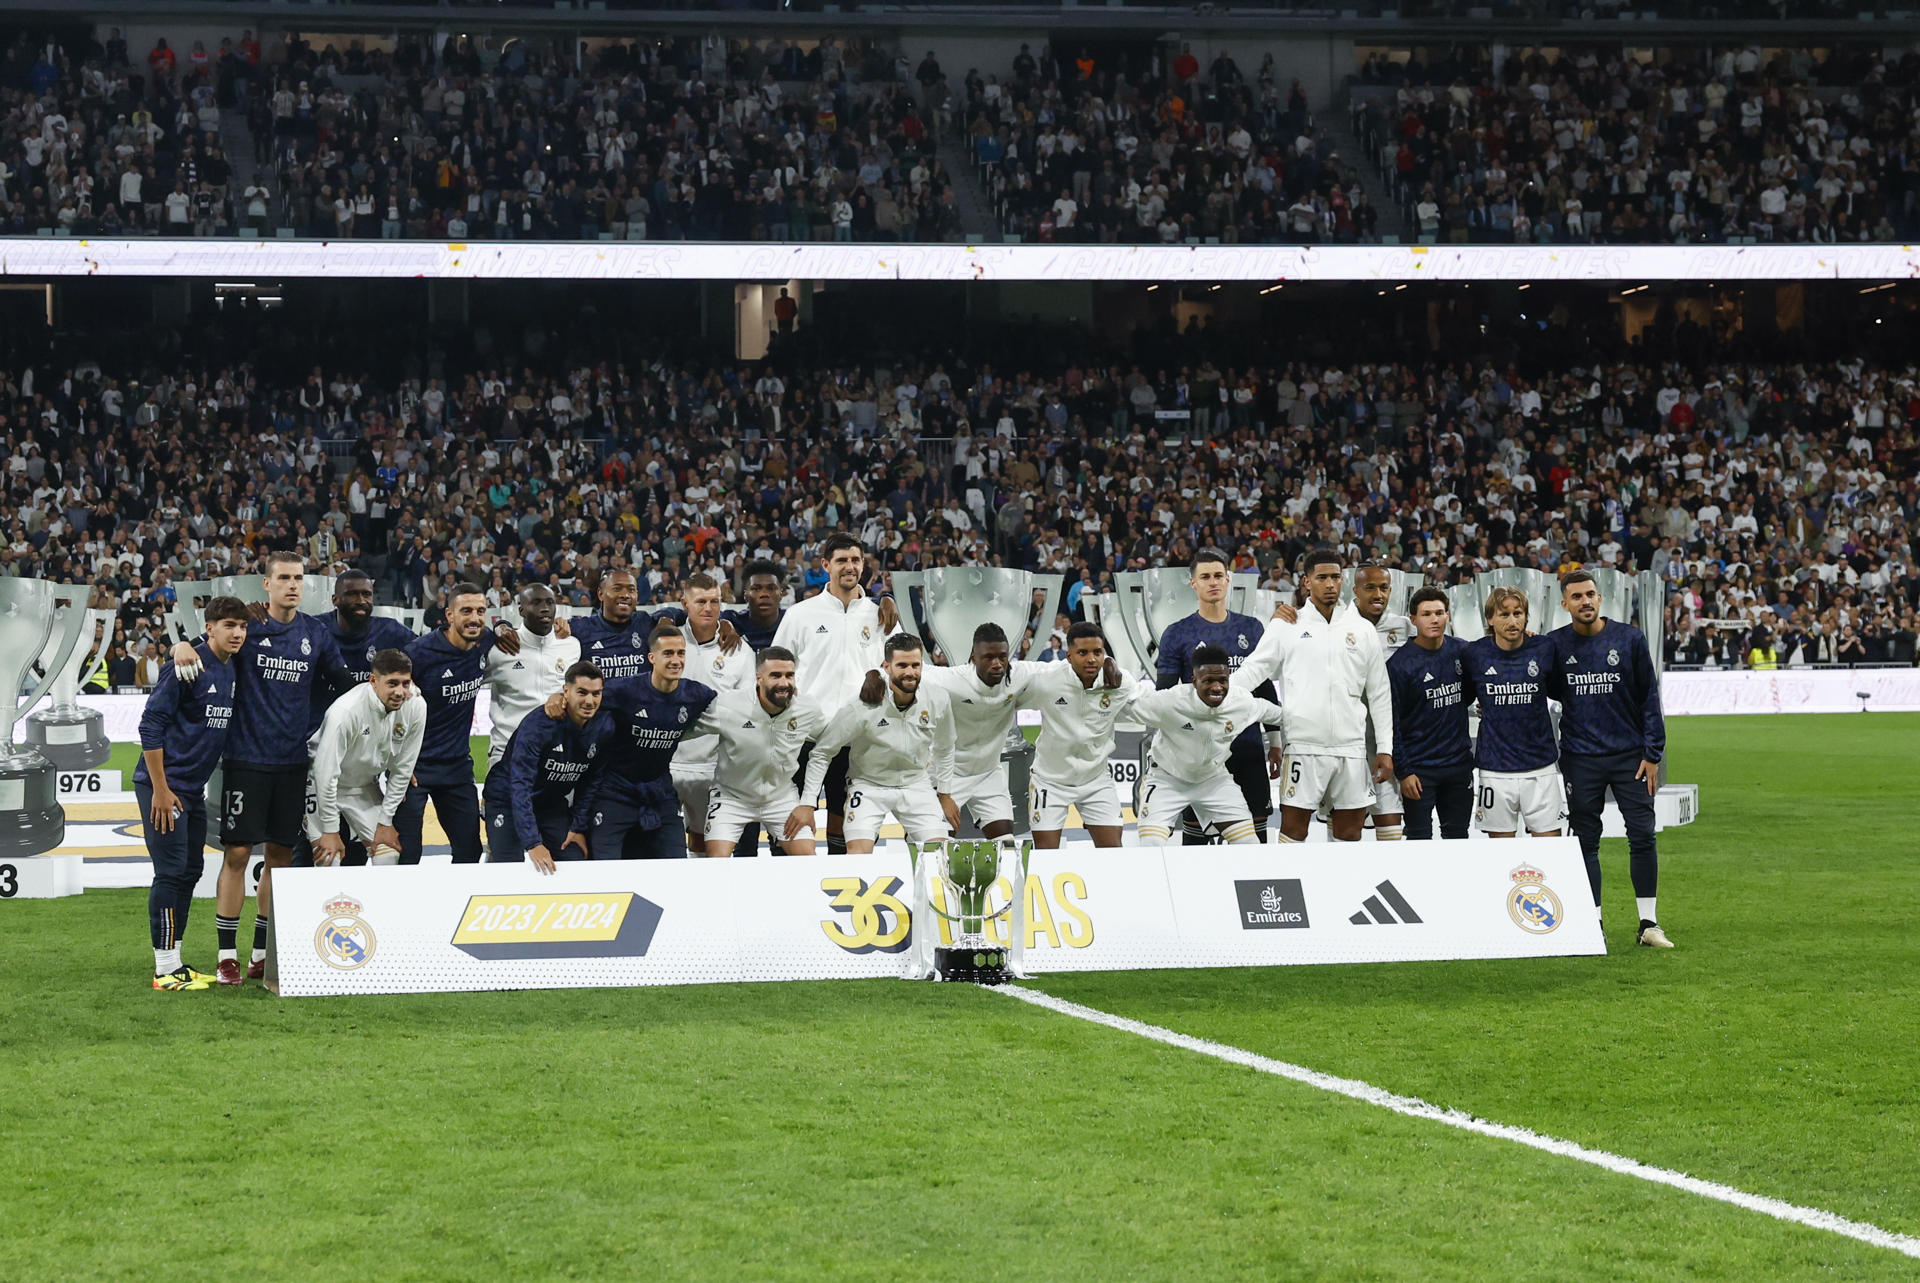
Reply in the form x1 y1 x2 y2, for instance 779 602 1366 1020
133 533 1670 990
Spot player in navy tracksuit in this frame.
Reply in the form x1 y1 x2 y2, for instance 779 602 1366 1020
725 559 789 651
484 661 612 870
569 567 654 681
1386 587 1475 839
191 552 350 983
1465 589 1564 840
1156 549 1278 842
319 570 418 692
588 622 717 859
137 598 250 990
1547 570 1672 948
398 584 495 864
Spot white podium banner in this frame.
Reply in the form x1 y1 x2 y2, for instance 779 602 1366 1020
269 840 1600 997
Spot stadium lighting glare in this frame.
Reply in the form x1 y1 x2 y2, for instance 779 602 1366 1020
1394 284 1409 291
1518 284 1532 290
1860 283 1896 294
1621 285 1649 295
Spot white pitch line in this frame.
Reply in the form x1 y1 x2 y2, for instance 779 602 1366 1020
995 984 1920 1261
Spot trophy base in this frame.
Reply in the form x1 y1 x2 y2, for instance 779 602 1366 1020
933 945 1012 986
0 751 66 857
24 706 112 771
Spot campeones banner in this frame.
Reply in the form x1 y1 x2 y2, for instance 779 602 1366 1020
269 840 1600 996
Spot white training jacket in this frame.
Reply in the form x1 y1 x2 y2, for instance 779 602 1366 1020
918 660 1046 778
772 589 901 708
1130 682 1285 784
1016 661 1143 788
1234 601 1394 759
1373 610 1411 654
803 684 956 799
674 625 753 776
485 627 581 763
306 682 426 840
687 685 828 806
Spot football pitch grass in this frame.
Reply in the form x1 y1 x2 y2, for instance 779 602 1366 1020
7 714 1916 1280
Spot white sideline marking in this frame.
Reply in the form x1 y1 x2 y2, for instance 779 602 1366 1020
995 985 1920 1260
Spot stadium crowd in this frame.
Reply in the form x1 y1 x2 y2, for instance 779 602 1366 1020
1357 42 1920 244
2 328 1916 682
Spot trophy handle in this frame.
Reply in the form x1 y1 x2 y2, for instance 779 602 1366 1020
74 610 113 691
20 601 88 723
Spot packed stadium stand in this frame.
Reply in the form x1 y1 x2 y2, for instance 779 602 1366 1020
3 286 1915 682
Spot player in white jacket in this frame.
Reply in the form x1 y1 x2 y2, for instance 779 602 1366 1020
673 573 754 852
1131 643 1286 844
771 533 902 853
803 633 959 850
1015 622 1138 849
685 647 827 857
903 621 1048 839
303 648 426 865
1234 548 1394 843
1352 562 1410 840
485 584 580 765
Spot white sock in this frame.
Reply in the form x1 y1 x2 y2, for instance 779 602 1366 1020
1636 896 1657 924
218 947 237 963
1275 831 1299 843
155 947 182 975
251 947 267 964
1375 824 1404 841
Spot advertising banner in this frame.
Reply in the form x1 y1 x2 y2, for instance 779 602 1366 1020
270 839 1600 997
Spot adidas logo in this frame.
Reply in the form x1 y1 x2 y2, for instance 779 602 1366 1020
1347 880 1423 926
592 640 604 650
1485 666 1498 676
815 624 829 634
742 721 756 729
877 717 890 726
1055 696 1068 705
1180 721 1194 730
512 661 524 670
259 638 272 648
1422 671 1434 681
442 668 453 679
636 709 650 719
962 698 974 704
1565 655 1579 665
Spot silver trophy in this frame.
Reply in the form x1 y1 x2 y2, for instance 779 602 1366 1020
22 585 115 769
911 838 1030 984
1 580 90 854
890 567 1063 663
1113 568 1200 668
1446 583 1484 640
1477 568 1563 633
1087 591 1150 679
1588 567 1638 626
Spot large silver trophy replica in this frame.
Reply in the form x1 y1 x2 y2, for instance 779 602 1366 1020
1112 568 1200 670
909 838 1031 984
22 585 115 769
890 567 1064 663
892 568 1063 834
1 581 91 855
170 573 337 639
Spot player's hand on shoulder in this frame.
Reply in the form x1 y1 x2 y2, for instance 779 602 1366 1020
1271 601 1298 624
1101 656 1123 688
543 691 566 718
716 618 744 652
552 615 572 640
495 622 522 655
859 669 886 705
877 595 900 632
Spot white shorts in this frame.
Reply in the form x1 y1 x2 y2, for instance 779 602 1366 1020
844 779 949 843
1279 752 1375 813
1137 769 1254 839
1029 773 1122 832
1475 767 1566 834
303 777 385 845
706 790 812 841
673 773 714 834
949 767 1014 829
1370 772 1404 818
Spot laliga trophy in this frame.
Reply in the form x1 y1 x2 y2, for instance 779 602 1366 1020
0 580 90 855
911 838 1031 984
22 586 115 769
890 566 1063 662
1113 567 1200 669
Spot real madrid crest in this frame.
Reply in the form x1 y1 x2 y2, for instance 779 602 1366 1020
919 709 929 724
787 717 798 729
861 624 873 642
1526 658 1538 677
1224 720 1235 733
1345 632 1355 645
631 630 643 649
315 893 376 970
301 636 312 656
1505 865 1563 935
1099 691 1111 709
1607 647 1619 665
712 655 724 671
677 706 688 724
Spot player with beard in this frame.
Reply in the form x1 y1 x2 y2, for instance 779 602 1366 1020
485 661 607 871
579 624 719 859
398 585 496 864
804 633 960 851
318 570 416 689
1465 586 1565 842
685 647 829 857
568 568 653 682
